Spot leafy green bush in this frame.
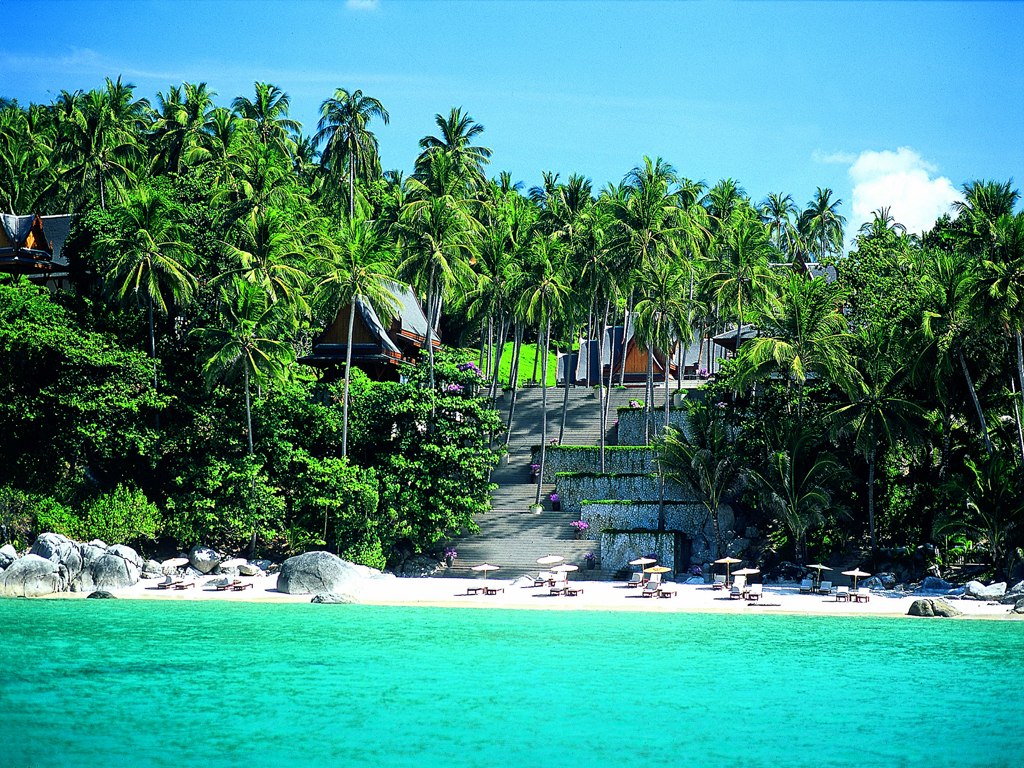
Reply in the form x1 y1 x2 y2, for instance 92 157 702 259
77 484 162 546
0 487 75 547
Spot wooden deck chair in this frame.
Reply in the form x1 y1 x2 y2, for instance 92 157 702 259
835 585 851 602
625 573 644 588
817 580 833 595
746 583 763 601
798 578 814 594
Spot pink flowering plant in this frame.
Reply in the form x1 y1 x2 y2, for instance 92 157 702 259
570 520 589 532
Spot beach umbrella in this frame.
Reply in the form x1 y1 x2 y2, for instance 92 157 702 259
551 564 579 572
643 565 672 574
807 563 832 589
842 568 871 590
220 558 248 570
471 563 500 580
161 557 188 570
629 557 657 573
537 555 564 567
714 556 742 582
733 567 760 577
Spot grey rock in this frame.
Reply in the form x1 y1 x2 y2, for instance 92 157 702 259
920 576 954 593
107 545 142 569
141 560 163 578
0 554 69 597
963 580 1007 600
238 563 263 576
311 592 357 604
862 576 885 590
0 544 16 568
1007 580 1024 596
189 545 221 574
876 572 897 589
30 533 83 580
398 554 442 578
684 576 704 585
252 559 273 571
87 550 141 591
86 591 116 599
277 551 366 595
87 539 108 550
217 565 239 576
907 598 963 618
1012 598 1024 615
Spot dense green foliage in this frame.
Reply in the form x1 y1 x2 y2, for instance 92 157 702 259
1 78 1021 579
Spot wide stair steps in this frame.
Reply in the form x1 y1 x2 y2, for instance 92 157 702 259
442 385 650 580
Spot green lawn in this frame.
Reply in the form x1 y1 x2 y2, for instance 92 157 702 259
461 343 559 388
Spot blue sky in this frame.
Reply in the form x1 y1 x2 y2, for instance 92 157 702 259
3 0 1022 234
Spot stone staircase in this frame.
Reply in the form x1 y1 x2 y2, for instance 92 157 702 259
443 385 654 580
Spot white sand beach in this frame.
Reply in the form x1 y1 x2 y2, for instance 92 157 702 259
54 574 1020 619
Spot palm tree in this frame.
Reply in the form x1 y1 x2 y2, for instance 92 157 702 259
760 192 798 254
194 278 295 455
313 88 390 220
414 107 491 187
751 425 843 562
657 405 745 558
735 273 853 414
149 82 217 175
954 179 1020 256
858 206 907 239
231 82 300 158
799 187 847 261
98 187 197 391
313 218 397 456
832 328 924 549
218 207 309 311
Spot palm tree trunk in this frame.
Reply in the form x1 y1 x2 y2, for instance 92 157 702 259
1015 332 1024 464
598 298 610 473
244 365 254 456
349 161 355 220
536 310 552 505
425 266 437 395
559 329 572 444
477 316 486 371
867 445 876 550
619 289 633 387
488 312 507 403
664 343 672 428
531 328 540 384
645 343 654 444
504 323 523 448
959 351 993 455
341 298 356 457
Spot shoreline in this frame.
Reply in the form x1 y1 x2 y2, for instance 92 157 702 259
35 575 1022 620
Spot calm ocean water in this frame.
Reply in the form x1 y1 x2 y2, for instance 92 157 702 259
1 599 1022 768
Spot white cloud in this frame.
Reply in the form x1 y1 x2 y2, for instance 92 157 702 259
812 149 856 165
345 0 380 10
847 147 958 236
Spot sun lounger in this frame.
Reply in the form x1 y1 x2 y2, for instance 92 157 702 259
466 586 484 595
157 577 182 590
534 571 555 587
565 587 584 597
173 580 195 590
483 586 504 595
746 583 763 601
798 578 814 594
214 580 241 591
854 587 870 603
657 584 677 598
711 574 727 590
625 573 644 588
729 585 744 599
549 579 568 595
231 582 253 591
641 581 661 598
817 580 833 595
835 585 851 602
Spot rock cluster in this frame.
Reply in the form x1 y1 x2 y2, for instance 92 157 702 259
0 533 144 596
963 580 1007 600
907 599 963 617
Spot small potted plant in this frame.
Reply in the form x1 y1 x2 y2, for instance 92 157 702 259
529 462 540 481
570 520 590 539
529 501 544 514
592 384 606 400
549 492 560 511
628 399 643 409
584 552 596 570
443 547 458 568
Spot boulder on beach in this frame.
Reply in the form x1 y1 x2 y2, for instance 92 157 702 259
963 580 1007 600
87 590 117 599
311 592 357 604
919 576 954 593
907 598 963 618
1012 598 1024 615
0 554 69 597
238 563 263 576
277 551 367 595
30 533 83 579
398 554 442 578
189 545 221 574
0 544 17 569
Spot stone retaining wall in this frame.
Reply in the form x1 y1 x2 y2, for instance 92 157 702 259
554 473 695 517
531 446 655 482
617 407 690 446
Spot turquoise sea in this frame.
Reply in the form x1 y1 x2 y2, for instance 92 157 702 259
1 599 1022 768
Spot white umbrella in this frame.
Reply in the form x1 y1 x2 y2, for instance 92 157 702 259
161 557 188 569
714 556 742 582
733 567 760 576
471 563 501 580
807 563 832 589
551 564 579 573
629 557 657 567
537 555 564 566
220 558 248 569
843 568 871 590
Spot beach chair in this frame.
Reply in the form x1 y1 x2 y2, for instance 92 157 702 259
214 579 241 591
746 583 763 601
835 585 851 602
549 578 568 595
798 578 814 594
625 573 644 588
711 574 727 590
641 581 661 598
173 580 196 590
657 583 677 598
817 580 833 595
231 581 253 591
534 571 554 587
854 587 871 603
565 587 584 597
483 585 505 595
157 576 182 590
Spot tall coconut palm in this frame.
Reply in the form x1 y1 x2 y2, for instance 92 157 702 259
313 88 390 220
218 207 309 311
313 218 397 456
832 328 924 549
760 192 798 254
414 107 492 188
231 82 300 157
99 187 197 392
799 187 846 261
194 278 295 455
954 179 1020 256
149 82 217 175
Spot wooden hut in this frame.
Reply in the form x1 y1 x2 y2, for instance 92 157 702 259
299 281 439 381
0 214 74 289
